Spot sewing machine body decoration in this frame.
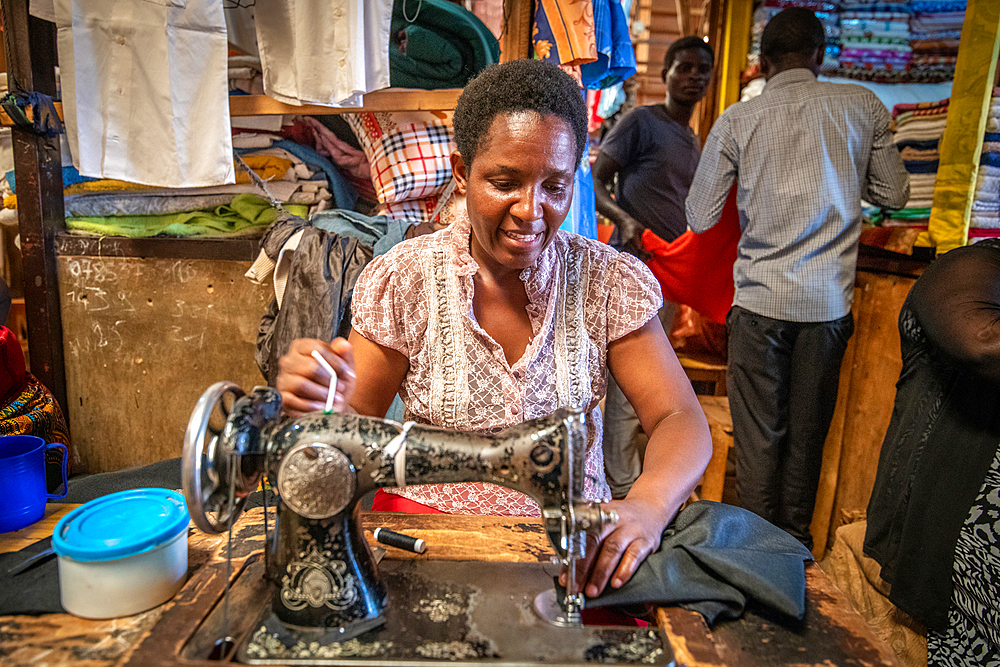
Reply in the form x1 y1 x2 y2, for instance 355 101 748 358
182 382 616 639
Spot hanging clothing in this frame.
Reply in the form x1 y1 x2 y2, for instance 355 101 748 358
253 0 392 107
580 0 636 90
254 213 374 386
30 0 233 187
533 0 598 67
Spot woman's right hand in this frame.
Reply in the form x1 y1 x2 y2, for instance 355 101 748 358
276 338 357 417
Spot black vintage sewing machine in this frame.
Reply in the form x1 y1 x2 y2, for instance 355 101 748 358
182 382 675 665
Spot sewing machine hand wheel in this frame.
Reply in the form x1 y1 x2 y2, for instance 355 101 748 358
182 381 251 534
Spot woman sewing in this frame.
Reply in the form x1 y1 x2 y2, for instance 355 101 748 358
276 59 712 599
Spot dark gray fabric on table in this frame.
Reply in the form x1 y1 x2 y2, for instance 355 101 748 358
589 500 813 625
0 536 59 614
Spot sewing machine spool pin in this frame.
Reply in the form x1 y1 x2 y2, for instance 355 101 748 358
182 383 622 648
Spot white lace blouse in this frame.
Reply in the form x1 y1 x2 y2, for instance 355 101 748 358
351 212 662 516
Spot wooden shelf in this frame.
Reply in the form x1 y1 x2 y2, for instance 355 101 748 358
0 100 63 127
228 88 462 116
55 233 260 261
0 89 462 126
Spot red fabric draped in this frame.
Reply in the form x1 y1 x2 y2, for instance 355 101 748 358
641 186 740 325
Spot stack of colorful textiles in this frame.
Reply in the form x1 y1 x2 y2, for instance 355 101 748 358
970 87 1000 239
745 0 841 81
2 154 331 240
836 3 912 82
228 55 263 95
874 97 948 232
908 0 965 83
232 115 367 214
1 109 376 238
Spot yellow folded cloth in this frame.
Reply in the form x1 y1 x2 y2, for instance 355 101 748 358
234 154 293 184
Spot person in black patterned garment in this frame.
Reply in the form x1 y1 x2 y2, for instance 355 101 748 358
864 239 1000 665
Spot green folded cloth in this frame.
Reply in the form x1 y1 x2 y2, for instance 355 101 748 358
870 207 932 224
66 195 308 238
389 0 500 90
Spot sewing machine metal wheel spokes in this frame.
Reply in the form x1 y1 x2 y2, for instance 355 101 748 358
180 382 676 666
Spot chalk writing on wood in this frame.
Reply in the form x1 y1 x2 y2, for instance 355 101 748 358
62 259 212 358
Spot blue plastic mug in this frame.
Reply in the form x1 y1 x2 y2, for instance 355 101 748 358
0 435 68 533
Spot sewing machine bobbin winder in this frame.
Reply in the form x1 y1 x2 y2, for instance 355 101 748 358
182 382 676 665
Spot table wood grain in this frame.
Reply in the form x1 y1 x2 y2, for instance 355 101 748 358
1 506 903 667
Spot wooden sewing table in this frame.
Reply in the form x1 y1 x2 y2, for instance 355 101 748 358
0 504 902 666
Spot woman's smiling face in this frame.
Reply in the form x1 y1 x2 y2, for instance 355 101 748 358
452 111 577 273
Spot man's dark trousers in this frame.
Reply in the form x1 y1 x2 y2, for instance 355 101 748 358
726 305 855 550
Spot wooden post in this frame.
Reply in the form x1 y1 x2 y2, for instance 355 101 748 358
0 0 68 419
674 0 692 37
500 0 533 62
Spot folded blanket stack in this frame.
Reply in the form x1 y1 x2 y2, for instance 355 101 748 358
836 3 912 82
232 115 372 214
745 1 841 81
228 55 263 96
971 87 1000 238
1 108 379 238
875 97 949 231
908 0 965 83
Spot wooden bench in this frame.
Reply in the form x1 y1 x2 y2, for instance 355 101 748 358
697 395 734 503
678 352 727 396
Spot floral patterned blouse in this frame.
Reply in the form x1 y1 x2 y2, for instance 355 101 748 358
351 212 662 516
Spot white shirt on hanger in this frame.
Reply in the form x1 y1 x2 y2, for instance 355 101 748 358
253 0 392 108
31 0 234 188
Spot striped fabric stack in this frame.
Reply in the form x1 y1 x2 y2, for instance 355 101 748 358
874 98 949 234
970 87 1000 241
837 3 912 82
908 0 965 83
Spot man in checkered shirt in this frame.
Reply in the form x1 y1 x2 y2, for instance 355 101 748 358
685 8 909 549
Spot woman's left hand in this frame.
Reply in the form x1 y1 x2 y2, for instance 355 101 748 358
559 497 669 598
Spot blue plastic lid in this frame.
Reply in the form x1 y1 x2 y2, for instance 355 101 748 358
53 489 190 562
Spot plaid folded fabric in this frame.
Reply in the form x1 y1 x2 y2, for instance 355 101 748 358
762 0 838 13
345 111 456 210
910 29 962 40
841 11 911 22
840 27 911 40
900 147 940 161
894 109 948 129
840 19 910 33
910 54 958 67
841 3 912 14
379 190 462 227
910 15 965 33
910 0 967 11
892 98 949 117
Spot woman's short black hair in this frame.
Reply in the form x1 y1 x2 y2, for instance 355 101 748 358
453 59 588 168
663 36 715 71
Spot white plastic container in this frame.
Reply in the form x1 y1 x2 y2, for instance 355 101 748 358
52 488 190 619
